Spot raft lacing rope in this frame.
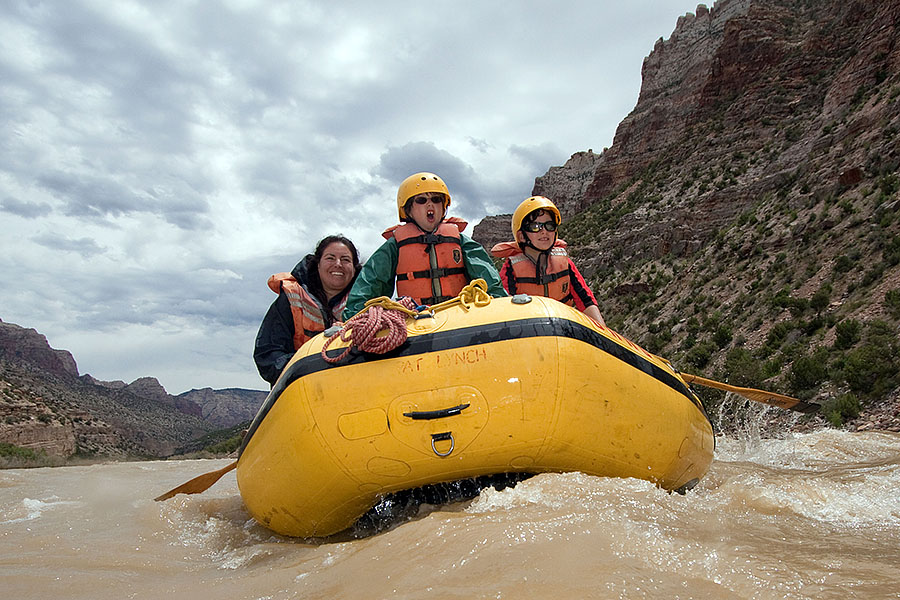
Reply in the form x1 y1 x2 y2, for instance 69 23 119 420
429 278 492 313
321 279 491 364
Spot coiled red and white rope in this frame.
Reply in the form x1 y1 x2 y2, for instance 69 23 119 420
321 296 419 364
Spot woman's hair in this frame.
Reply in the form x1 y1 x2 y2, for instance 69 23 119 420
307 234 361 304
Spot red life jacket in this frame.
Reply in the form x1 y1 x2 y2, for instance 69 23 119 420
383 219 469 305
491 240 574 305
267 273 346 350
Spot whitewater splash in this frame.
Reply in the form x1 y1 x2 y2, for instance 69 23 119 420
1 496 82 525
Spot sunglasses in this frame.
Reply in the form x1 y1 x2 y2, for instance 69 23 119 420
413 195 445 205
523 220 558 233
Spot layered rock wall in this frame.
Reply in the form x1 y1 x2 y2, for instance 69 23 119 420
0 321 263 459
0 321 78 379
178 387 267 429
523 0 900 280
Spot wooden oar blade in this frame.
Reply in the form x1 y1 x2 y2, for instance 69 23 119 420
736 388 820 413
681 373 820 414
154 460 237 502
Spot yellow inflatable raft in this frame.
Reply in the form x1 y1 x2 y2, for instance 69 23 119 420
236 285 714 537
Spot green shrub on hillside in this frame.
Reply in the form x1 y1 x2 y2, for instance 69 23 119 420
883 235 900 266
686 316 702 336
810 285 831 314
823 393 860 427
886 289 900 320
0 443 44 460
723 347 763 388
833 253 856 273
834 319 861 349
789 348 828 393
879 173 899 197
644 323 672 354
802 315 825 336
771 289 811 316
763 357 784 379
841 321 899 397
713 324 733 349
206 435 242 455
860 264 884 287
685 340 718 369
760 320 798 356
0 442 55 468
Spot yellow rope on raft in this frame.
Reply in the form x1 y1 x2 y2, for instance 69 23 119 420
429 279 492 313
360 295 422 316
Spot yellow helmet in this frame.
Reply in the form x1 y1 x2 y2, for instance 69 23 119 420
511 196 562 241
396 172 451 220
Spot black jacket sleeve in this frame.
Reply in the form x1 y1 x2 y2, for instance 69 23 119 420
253 292 296 387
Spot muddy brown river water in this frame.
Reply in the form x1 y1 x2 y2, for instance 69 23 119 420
2 428 899 599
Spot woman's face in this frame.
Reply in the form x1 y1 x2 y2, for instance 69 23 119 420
317 242 355 297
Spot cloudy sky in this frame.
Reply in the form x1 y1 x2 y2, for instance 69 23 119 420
1 0 701 394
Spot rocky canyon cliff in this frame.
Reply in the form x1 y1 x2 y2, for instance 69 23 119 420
0 320 266 461
475 0 899 429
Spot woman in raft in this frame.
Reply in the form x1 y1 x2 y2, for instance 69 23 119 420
254 235 361 386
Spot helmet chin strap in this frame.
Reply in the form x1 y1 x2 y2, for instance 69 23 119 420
519 230 556 254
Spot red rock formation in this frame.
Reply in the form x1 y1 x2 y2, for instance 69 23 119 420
0 320 79 379
503 0 900 430
523 0 900 274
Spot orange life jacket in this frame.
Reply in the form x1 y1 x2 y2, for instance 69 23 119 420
267 273 345 350
383 219 469 305
491 240 574 305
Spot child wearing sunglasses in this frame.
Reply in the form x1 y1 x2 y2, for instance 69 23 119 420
343 172 506 318
491 196 605 325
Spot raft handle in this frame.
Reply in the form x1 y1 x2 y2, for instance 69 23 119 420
403 403 470 420
431 431 455 457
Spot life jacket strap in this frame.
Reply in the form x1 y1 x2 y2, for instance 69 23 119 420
395 233 460 247
397 266 467 281
417 294 455 305
515 269 569 286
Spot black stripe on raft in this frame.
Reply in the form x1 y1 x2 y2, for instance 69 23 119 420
238 317 706 455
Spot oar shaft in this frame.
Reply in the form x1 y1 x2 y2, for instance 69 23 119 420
681 373 820 413
154 460 237 502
